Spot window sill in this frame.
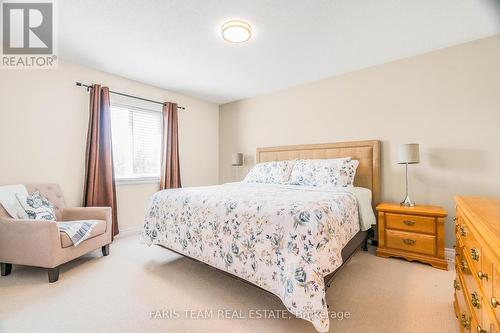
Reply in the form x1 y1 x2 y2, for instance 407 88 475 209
115 177 160 185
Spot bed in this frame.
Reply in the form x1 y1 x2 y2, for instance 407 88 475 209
143 140 381 332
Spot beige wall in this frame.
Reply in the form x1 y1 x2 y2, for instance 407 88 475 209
0 61 219 232
1 37 499 246
219 36 500 247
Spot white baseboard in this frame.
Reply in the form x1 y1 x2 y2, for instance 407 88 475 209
116 226 141 238
445 247 456 264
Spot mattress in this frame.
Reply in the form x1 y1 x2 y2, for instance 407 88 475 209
143 182 375 332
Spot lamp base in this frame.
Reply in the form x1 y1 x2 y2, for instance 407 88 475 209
400 195 415 207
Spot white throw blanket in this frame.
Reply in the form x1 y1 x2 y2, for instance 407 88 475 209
58 221 97 246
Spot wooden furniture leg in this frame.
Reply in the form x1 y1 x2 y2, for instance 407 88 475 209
102 244 110 256
1 263 12 276
48 267 59 283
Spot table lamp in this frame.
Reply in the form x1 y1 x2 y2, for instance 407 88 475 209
398 143 420 207
231 153 243 167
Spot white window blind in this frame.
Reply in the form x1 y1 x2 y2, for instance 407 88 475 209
110 104 162 181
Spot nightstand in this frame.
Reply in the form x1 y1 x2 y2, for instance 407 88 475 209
376 202 448 270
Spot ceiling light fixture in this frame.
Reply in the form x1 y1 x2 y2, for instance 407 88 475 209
221 20 252 43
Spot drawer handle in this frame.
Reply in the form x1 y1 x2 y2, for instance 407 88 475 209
460 225 467 237
403 220 415 226
470 248 480 261
471 292 481 309
402 238 416 245
453 217 458 222
477 271 488 281
453 279 460 291
492 297 498 308
477 326 487 333
461 314 471 329
460 260 468 272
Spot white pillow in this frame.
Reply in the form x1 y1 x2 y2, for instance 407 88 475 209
15 191 56 221
244 160 295 184
289 158 358 187
0 185 29 219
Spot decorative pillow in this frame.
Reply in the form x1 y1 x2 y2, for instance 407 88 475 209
289 158 358 187
342 159 360 187
244 160 295 184
15 191 56 221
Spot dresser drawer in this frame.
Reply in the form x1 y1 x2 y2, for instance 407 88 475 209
471 315 481 333
455 291 461 319
385 229 436 256
480 250 500 324
492 263 500 325
459 246 491 330
456 271 473 332
482 298 500 333
495 265 500 325
457 210 483 274
385 213 436 234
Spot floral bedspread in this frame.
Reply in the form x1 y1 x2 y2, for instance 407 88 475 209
143 182 360 332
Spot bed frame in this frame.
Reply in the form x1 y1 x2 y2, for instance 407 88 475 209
159 140 381 297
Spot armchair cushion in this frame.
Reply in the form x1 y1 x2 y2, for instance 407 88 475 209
59 220 106 248
61 207 112 233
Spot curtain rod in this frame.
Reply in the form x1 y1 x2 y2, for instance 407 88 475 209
75 82 186 110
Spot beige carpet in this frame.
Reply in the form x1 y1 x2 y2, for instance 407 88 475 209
0 233 458 333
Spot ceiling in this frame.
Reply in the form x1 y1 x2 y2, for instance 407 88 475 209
59 0 500 104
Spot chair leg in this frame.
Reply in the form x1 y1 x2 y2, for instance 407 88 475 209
101 244 110 256
48 267 59 283
1 263 12 276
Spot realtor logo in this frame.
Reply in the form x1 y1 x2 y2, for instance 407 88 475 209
1 0 57 68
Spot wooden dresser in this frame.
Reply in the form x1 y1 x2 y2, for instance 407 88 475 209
454 196 500 333
376 202 448 270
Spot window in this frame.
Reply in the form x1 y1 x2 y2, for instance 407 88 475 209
110 104 162 182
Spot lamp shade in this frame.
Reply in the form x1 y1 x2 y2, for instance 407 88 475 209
231 153 244 166
398 144 420 164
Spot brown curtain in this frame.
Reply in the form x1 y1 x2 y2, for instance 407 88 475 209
83 84 119 239
160 102 181 190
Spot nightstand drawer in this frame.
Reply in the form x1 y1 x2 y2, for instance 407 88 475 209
386 229 436 255
385 213 436 234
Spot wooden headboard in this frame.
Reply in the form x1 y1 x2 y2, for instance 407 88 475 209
256 140 381 207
